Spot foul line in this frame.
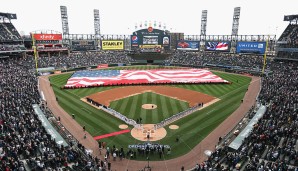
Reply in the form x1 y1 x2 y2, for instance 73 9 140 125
93 129 130 140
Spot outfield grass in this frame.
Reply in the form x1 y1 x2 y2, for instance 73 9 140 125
49 66 251 161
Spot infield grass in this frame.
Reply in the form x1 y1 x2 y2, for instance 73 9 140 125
109 92 189 123
49 66 251 161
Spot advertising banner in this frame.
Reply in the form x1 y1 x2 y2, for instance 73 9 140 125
139 45 161 49
33 34 62 40
101 40 124 50
177 41 200 50
236 42 266 54
131 35 139 47
71 40 96 51
206 42 230 51
97 64 109 68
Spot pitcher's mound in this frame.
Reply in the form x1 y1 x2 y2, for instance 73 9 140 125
142 104 157 110
131 124 166 141
119 124 128 129
169 125 179 129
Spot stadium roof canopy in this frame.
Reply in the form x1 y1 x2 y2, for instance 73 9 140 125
0 12 17 20
284 14 298 21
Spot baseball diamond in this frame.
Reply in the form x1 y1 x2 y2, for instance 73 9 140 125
2 3 298 171
47 66 252 163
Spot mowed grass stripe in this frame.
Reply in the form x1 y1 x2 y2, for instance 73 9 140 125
133 95 143 120
118 96 130 114
159 95 170 118
169 98 180 114
142 92 151 123
127 95 139 119
151 93 160 122
157 94 168 119
175 85 246 133
53 87 120 136
164 95 175 118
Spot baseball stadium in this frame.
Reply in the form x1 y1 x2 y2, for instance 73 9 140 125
0 1 298 171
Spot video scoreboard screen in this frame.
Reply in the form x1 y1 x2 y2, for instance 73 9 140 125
71 40 96 51
143 36 158 44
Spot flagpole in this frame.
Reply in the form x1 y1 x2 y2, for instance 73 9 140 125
261 38 269 75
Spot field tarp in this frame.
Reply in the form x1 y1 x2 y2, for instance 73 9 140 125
228 105 266 150
32 104 68 147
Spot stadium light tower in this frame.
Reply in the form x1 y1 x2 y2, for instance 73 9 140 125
94 9 100 39
60 6 69 35
200 10 208 36
200 10 208 52
231 7 241 36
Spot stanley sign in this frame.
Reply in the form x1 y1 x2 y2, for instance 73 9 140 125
101 40 124 50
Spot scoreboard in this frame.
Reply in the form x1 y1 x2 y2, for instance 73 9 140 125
71 40 96 51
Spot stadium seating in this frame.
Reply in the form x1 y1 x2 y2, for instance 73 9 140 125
276 24 298 60
165 51 267 72
278 24 296 42
0 23 21 40
1 51 297 170
23 51 136 69
189 61 298 171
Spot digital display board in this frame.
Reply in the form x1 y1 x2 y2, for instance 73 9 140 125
177 41 200 50
236 42 266 54
206 42 230 51
71 40 96 51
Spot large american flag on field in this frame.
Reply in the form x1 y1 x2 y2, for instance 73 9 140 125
64 69 228 88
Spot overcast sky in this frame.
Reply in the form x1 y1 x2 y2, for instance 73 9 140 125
0 0 297 38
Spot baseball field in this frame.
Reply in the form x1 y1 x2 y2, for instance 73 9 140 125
49 66 251 161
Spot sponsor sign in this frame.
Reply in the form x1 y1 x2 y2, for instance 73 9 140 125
97 64 109 68
33 34 62 40
37 67 55 72
128 143 170 149
139 45 161 49
131 35 139 47
54 71 62 74
177 41 200 50
101 40 124 50
71 40 96 51
206 42 230 51
236 42 266 54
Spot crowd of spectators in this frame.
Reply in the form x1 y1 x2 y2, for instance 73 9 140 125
0 50 297 170
278 24 298 48
0 23 22 40
276 24 298 59
0 45 26 51
165 51 269 71
0 57 113 170
189 61 298 170
23 51 136 69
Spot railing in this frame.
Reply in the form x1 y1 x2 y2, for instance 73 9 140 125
42 105 91 160
155 104 203 129
86 98 137 126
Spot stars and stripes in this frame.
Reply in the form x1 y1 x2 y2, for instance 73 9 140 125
206 42 229 51
64 69 228 88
